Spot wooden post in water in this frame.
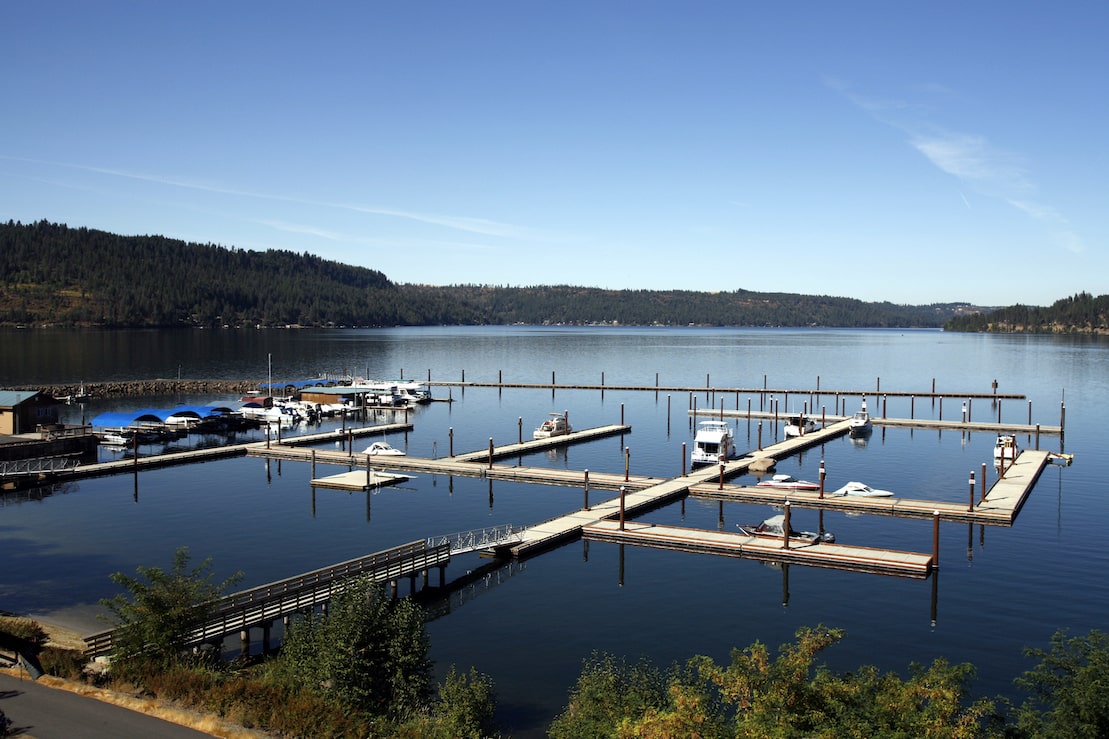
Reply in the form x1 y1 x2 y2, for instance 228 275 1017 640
981 463 987 502
620 403 624 425
311 449 316 479
968 398 972 423
488 438 494 469
517 418 522 444
783 502 791 550
882 395 887 419
624 447 630 481
933 511 940 569
449 427 454 457
619 486 626 530
968 471 975 512
757 422 763 451
366 453 371 488
1028 400 1032 426
819 460 825 499
939 396 943 420
718 462 725 489
747 397 751 419
584 470 590 511
911 395 915 419
681 443 687 476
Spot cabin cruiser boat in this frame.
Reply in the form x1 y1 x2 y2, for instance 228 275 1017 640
691 420 735 466
829 481 894 498
533 413 571 439
738 515 835 544
848 399 873 436
756 473 820 491
994 434 1019 462
363 441 405 456
784 414 817 438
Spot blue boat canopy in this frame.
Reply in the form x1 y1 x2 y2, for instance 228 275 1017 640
90 410 166 428
91 405 237 428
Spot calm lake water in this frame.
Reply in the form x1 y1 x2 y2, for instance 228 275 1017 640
1 326 1106 737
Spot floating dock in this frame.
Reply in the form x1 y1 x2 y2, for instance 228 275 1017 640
582 520 933 578
310 469 410 491
689 449 1051 526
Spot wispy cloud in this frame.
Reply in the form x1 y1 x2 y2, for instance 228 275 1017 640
1 154 540 241
826 82 1085 254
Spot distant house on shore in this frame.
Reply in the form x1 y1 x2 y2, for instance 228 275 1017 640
0 390 60 435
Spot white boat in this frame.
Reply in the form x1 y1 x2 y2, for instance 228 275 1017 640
691 420 735 466
363 441 405 456
533 413 571 439
98 429 131 446
829 481 894 498
848 399 873 436
756 473 820 491
784 414 817 437
994 434 1019 462
350 379 431 405
738 514 835 544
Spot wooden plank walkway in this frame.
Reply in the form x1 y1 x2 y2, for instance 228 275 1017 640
48 422 413 481
85 539 450 657
689 449 1052 526
429 379 1024 401
582 520 933 578
690 410 1062 435
502 426 856 557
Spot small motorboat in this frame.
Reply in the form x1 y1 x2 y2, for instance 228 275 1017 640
738 515 835 544
829 481 894 498
691 420 735 466
994 434 1019 462
756 473 820 491
848 398 873 436
533 413 572 439
784 414 817 438
363 441 405 456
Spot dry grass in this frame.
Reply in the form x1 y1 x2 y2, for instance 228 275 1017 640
0 667 274 738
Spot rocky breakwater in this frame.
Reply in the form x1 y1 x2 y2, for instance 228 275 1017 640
6 379 262 400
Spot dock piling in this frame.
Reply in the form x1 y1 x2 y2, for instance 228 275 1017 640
933 511 940 569
968 471 975 512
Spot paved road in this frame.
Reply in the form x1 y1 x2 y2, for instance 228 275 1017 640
0 671 213 738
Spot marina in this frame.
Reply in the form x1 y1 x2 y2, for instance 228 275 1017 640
0 325 1094 737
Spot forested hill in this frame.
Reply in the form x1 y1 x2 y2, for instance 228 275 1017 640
3 219 966 329
943 292 1109 333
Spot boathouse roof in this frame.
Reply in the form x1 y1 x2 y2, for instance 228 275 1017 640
0 390 43 408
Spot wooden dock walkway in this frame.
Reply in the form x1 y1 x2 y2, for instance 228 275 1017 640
693 409 1062 436
85 539 450 658
57 422 413 481
582 520 933 578
688 449 1052 526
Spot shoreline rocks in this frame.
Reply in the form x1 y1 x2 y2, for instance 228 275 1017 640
4 380 263 400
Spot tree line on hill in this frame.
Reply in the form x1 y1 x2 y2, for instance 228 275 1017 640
1 220 969 329
943 291 1109 333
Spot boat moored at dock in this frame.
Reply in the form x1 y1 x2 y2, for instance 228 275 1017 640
691 420 735 466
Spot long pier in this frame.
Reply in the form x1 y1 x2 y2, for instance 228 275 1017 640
85 539 450 658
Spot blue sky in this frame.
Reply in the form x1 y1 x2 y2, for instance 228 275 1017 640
3 2 1106 306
